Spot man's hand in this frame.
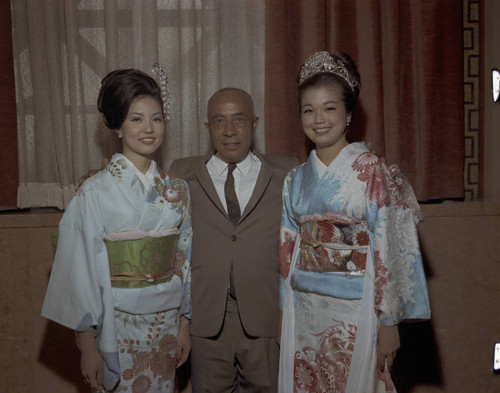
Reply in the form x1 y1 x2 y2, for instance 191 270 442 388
176 316 191 368
377 324 400 372
77 330 104 391
75 158 110 191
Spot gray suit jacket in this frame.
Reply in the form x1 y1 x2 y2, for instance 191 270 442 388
169 152 298 338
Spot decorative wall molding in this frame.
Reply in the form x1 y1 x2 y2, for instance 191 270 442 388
463 0 481 200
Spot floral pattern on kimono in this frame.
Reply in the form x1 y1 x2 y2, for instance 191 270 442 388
42 153 192 392
278 143 430 393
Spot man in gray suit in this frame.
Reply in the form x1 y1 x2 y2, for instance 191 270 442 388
170 88 297 392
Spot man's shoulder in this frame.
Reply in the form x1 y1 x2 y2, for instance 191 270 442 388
169 155 207 177
260 153 299 171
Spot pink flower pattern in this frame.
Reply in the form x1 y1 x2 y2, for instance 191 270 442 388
289 220 368 274
352 153 407 210
153 176 189 210
294 322 356 393
373 251 388 311
115 312 177 392
279 228 297 279
279 144 426 393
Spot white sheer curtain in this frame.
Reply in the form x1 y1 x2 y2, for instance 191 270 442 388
12 0 265 209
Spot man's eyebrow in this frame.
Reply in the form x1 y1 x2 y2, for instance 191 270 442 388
209 114 225 121
232 112 249 117
209 112 249 121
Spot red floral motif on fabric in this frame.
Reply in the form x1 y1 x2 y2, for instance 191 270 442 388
294 358 318 391
293 323 356 393
117 313 176 392
365 164 392 208
352 153 408 210
355 230 369 246
373 251 388 310
279 228 296 279
174 248 186 279
163 187 182 203
297 220 367 274
351 152 378 181
122 368 134 381
153 177 189 210
132 375 152 393
351 250 367 270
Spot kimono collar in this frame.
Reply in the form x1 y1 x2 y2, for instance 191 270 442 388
311 150 329 178
113 154 156 191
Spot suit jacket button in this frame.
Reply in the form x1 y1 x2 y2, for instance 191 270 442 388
231 235 237 241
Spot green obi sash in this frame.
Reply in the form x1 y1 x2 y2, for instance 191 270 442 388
105 234 178 289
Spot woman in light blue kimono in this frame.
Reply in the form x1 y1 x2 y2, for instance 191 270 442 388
42 67 192 393
278 51 430 393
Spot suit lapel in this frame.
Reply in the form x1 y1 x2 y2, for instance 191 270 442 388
194 155 228 217
240 153 273 221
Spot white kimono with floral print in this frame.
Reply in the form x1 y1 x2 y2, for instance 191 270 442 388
278 143 430 393
42 154 192 392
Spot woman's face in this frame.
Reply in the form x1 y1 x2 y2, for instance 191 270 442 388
300 83 351 157
120 95 165 165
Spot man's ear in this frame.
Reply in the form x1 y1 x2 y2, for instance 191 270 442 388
252 117 259 132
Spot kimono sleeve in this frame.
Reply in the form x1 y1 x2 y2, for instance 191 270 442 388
175 180 192 319
365 161 430 325
278 171 300 310
41 187 108 332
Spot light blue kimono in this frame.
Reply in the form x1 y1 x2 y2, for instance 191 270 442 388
42 153 192 392
278 142 429 393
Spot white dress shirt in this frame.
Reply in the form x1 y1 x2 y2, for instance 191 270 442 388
206 152 262 214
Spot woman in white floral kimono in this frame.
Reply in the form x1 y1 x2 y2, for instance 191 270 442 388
278 51 430 393
42 67 192 393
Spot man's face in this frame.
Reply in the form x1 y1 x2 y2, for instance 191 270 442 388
205 90 258 163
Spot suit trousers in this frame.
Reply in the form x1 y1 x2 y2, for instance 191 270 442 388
190 295 279 393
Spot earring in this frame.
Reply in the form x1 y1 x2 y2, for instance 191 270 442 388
346 122 350 127
116 130 122 138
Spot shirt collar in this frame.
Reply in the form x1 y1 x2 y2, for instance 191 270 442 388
209 152 255 176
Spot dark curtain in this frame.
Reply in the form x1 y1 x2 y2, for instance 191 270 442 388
265 0 464 201
0 0 18 210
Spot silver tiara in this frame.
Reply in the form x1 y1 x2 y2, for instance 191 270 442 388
298 51 358 91
150 63 172 120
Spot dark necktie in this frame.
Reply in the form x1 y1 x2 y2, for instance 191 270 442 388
224 163 241 225
225 163 240 299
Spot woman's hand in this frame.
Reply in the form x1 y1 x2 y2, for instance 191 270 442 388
77 330 104 391
176 316 191 368
377 324 400 372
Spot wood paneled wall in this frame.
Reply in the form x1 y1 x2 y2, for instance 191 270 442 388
1 204 499 393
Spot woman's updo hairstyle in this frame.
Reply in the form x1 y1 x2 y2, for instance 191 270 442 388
97 69 162 130
297 51 361 114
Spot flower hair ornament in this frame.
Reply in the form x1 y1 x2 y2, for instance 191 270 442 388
150 63 172 120
297 51 358 91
